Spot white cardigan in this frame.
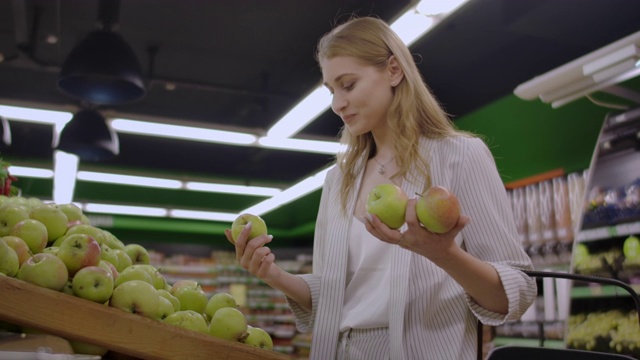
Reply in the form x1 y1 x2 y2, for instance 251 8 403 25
287 136 537 360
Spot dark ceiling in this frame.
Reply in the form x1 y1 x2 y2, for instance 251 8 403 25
0 0 640 245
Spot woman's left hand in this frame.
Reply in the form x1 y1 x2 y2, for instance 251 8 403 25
364 198 470 262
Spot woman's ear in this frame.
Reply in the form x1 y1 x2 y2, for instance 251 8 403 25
388 55 404 86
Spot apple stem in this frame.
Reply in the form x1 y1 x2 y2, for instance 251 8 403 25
415 192 423 197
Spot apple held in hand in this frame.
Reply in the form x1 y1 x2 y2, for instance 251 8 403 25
109 279 161 320
17 253 69 291
10 218 48 254
416 186 461 233
366 184 408 229
243 325 274 350
209 307 248 342
72 265 114 303
56 233 102 276
231 213 268 244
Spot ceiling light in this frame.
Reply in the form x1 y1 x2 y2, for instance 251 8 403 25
83 203 168 217
242 165 334 216
53 151 79 204
258 136 344 155
110 118 257 145
56 109 120 161
58 30 146 105
0 116 11 149
168 209 237 222
514 29 640 108
77 171 183 189
416 0 468 16
8 166 53 178
0 105 72 126
266 86 331 138
390 9 434 46
184 182 281 196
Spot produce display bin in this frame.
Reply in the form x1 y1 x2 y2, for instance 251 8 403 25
0 276 289 360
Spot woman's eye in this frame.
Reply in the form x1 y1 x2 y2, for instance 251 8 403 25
343 83 355 91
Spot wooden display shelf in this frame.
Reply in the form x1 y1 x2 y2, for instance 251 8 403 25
0 276 288 360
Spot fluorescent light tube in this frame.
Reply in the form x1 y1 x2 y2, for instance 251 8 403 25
53 151 79 204
242 165 334 216
390 10 434 47
0 105 72 126
168 209 238 222
551 66 640 108
416 0 468 16
77 171 183 189
185 182 281 196
266 86 331 138
583 44 639 76
8 166 54 179
591 58 639 83
110 118 257 145
83 203 168 217
258 136 344 155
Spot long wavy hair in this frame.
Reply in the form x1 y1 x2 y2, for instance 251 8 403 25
316 16 474 213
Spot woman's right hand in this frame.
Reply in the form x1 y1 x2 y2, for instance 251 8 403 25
224 223 278 281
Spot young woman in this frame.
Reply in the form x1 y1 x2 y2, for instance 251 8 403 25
227 16 537 360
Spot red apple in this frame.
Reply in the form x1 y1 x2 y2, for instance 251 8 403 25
415 186 461 233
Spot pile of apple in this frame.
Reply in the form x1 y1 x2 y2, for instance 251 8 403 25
0 195 273 355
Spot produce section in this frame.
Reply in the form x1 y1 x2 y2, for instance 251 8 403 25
0 193 289 359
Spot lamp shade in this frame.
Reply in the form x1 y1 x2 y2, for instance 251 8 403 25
57 109 120 161
58 30 146 105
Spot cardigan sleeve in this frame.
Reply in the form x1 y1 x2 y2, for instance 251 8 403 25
455 138 537 325
285 166 337 332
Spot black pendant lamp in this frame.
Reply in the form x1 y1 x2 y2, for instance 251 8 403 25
57 0 146 105
56 109 119 161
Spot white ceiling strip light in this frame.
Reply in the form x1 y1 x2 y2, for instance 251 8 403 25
52 151 79 204
77 171 183 189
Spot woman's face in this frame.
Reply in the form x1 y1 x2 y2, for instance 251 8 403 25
321 56 395 136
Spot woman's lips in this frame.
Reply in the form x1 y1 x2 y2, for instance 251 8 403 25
342 114 355 123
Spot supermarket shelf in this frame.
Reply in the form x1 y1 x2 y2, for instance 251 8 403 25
494 337 565 349
571 284 640 298
0 276 288 360
577 221 640 242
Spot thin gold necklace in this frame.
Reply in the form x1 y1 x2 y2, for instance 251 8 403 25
373 156 395 175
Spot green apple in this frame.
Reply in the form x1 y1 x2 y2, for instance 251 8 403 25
56 233 102 276
205 292 237 320
157 296 176 320
56 203 84 223
209 307 248 341
0 205 30 237
102 230 125 250
114 265 154 288
65 224 108 246
366 184 408 229
574 243 590 266
43 246 59 255
0 239 19 277
29 204 68 242
2 196 29 210
98 259 119 279
72 265 114 303
25 197 44 210
112 248 133 272
171 279 208 314
158 289 181 312
231 213 268 244
242 325 273 350
1 236 30 265
127 264 166 290
123 243 150 265
415 186 461 233
623 235 640 259
109 279 161 320
163 310 208 334
100 244 119 267
17 253 69 291
10 218 48 254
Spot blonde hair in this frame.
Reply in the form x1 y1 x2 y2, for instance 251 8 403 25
316 16 474 213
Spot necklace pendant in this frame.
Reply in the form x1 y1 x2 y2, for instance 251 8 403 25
378 167 385 175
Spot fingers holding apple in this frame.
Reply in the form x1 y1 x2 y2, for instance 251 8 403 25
366 184 408 230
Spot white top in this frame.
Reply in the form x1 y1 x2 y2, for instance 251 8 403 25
339 218 393 331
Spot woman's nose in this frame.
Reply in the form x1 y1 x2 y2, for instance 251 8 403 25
331 94 347 114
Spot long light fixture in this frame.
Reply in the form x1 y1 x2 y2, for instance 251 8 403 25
514 30 640 108
52 151 79 204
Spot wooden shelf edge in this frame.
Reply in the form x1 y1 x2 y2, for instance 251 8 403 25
0 276 288 360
